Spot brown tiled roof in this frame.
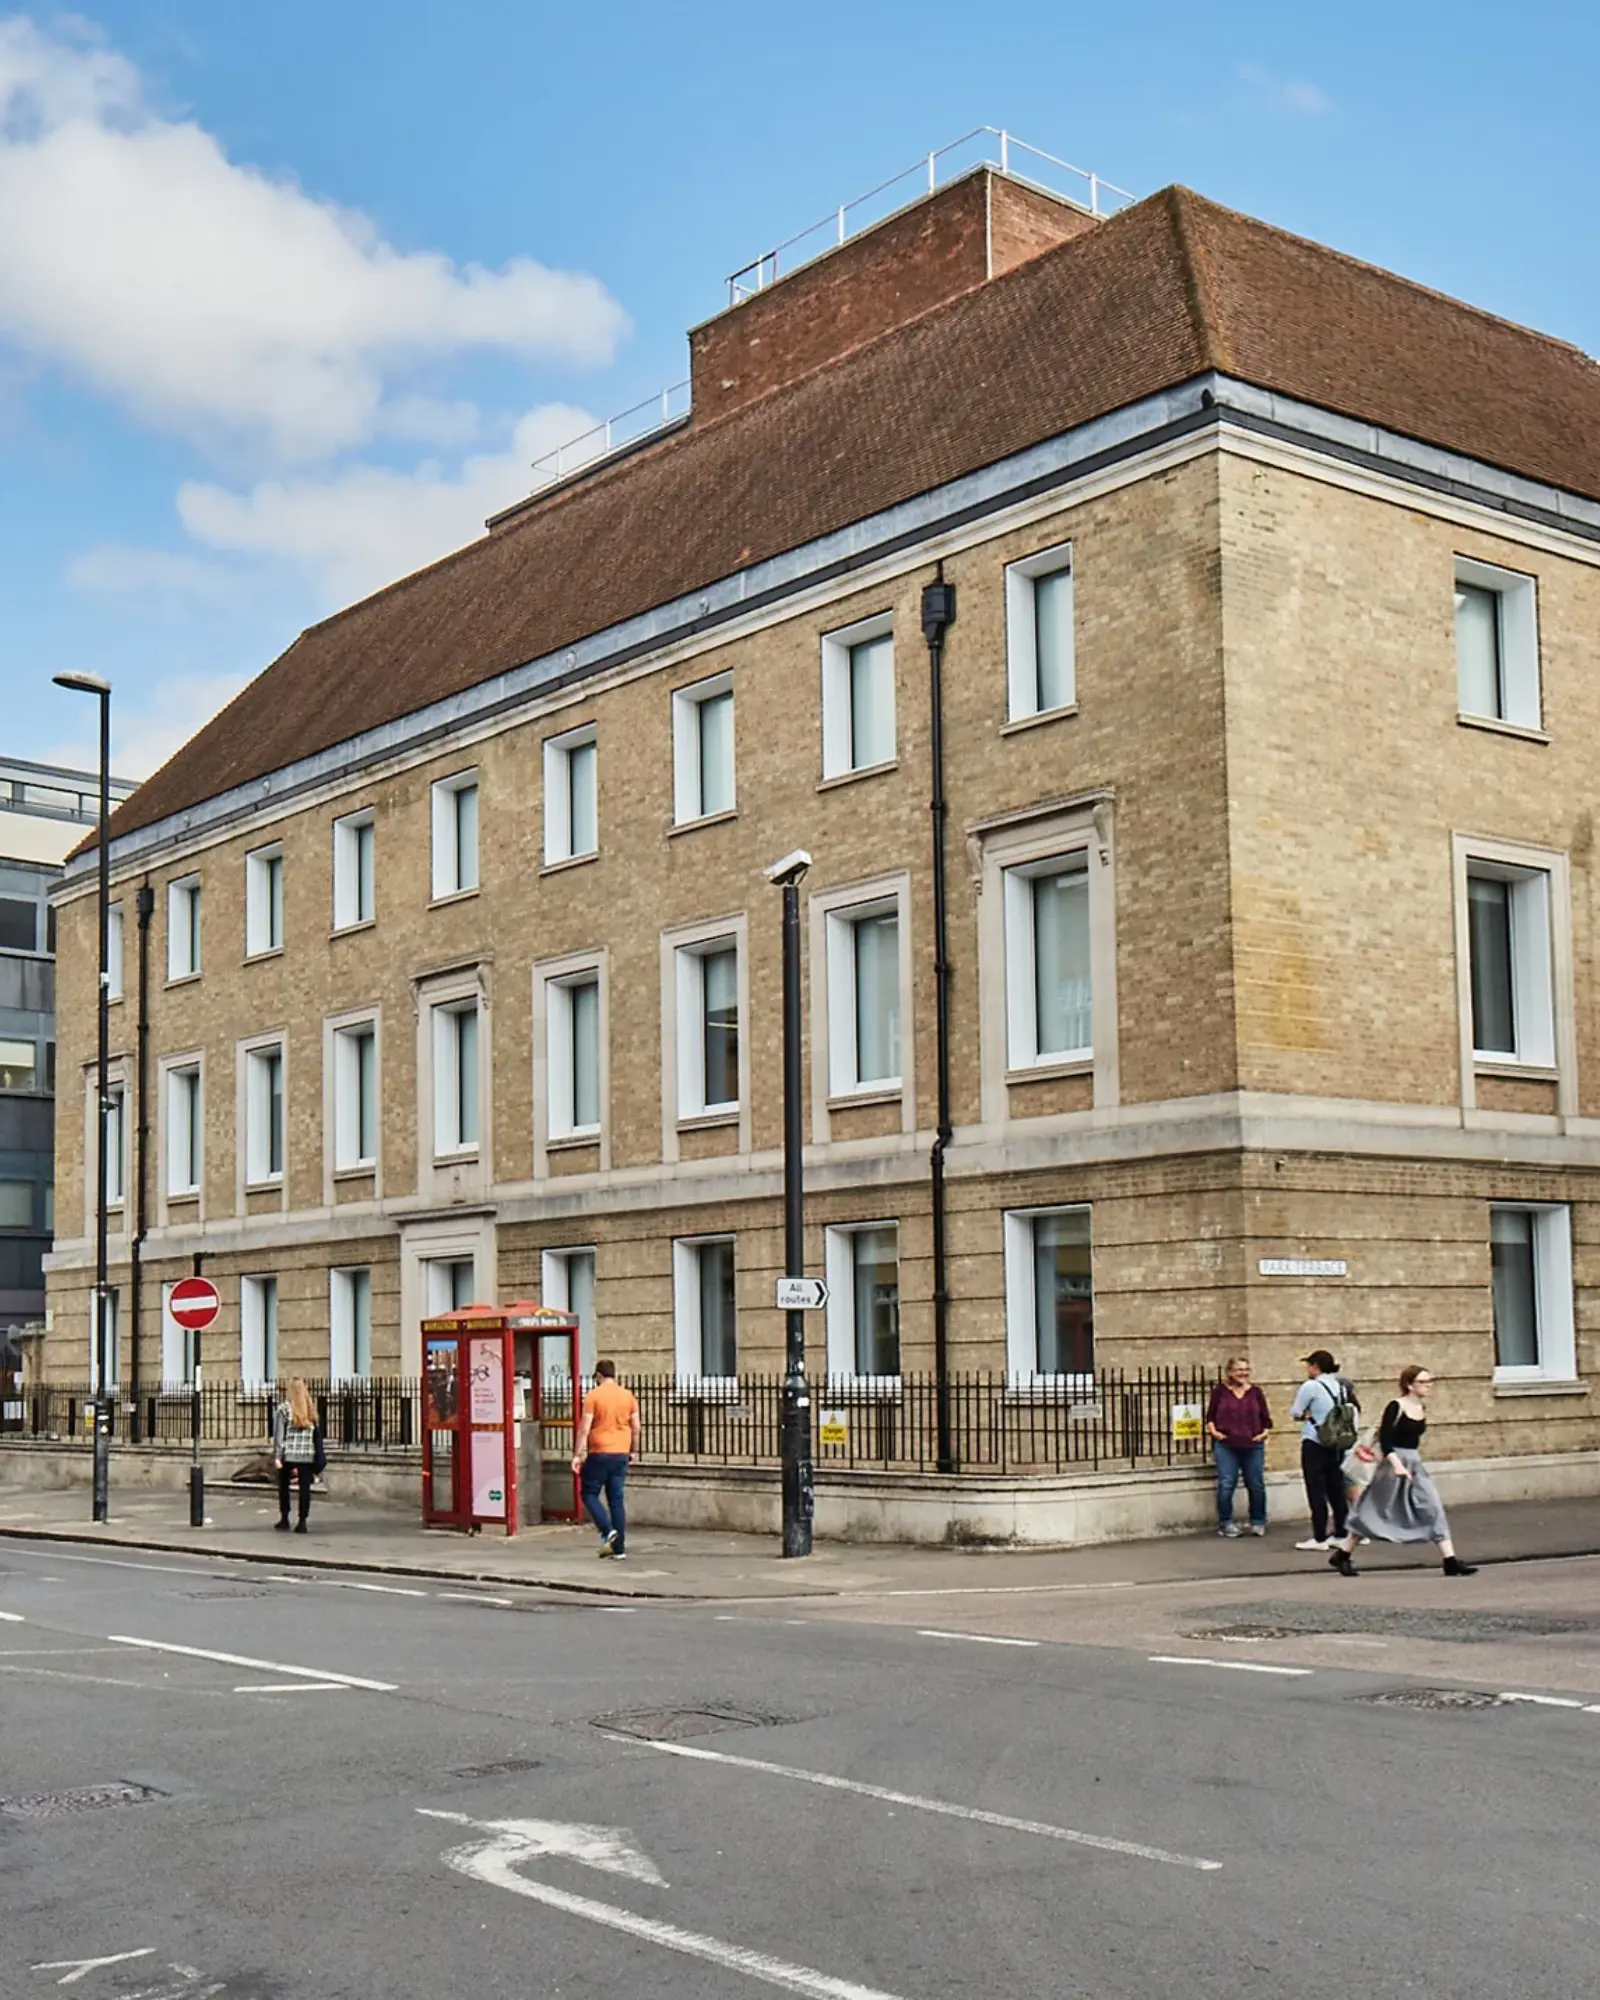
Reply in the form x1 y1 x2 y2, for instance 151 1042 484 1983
106 185 1600 845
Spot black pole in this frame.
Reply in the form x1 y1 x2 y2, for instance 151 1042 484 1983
921 577 957 1475
129 881 153 1441
92 686 112 1521
777 864 813 1558
189 1250 206 1527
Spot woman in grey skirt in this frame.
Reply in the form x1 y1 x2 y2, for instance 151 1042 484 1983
1327 1365 1476 1577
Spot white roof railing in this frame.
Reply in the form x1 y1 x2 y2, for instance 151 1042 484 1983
527 129 1133 489
726 126 1134 304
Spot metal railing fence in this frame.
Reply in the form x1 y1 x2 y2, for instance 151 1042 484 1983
10 1379 421 1451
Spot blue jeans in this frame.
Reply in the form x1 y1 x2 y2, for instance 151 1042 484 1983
1215 1441 1266 1528
580 1452 629 1551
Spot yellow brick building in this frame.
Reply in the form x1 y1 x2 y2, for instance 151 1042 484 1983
42 167 1600 1492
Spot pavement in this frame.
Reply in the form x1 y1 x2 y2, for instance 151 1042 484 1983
4 1521 1600 1999
0 1476 1596 1599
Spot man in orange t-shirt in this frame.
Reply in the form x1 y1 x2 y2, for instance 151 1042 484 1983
571 1360 641 1560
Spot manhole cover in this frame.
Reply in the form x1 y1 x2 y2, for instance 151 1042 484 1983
2 1780 166 1818
1356 1687 1502 1711
452 1757 541 1781
595 1705 781 1742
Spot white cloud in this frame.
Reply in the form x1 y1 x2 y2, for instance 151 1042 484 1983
65 542 242 600
42 666 256 781
0 17 628 460
1239 64 1333 117
176 403 598 604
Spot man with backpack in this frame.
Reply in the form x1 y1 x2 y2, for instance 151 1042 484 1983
1289 1350 1359 1550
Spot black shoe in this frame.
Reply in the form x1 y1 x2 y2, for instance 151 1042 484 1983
1328 1547 1358 1577
274 1517 290 1532
294 1520 308 1534
1442 1556 1477 1576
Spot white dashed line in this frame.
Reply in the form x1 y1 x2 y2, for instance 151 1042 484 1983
1149 1655 1313 1677
1500 1691 1586 1709
0 1610 24 1622
232 1681 351 1695
107 1634 396 1691
437 1593 514 1607
917 1629 1039 1648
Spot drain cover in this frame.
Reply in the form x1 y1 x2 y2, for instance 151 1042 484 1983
2 1780 166 1818
595 1704 778 1742
1357 1687 1502 1711
452 1757 541 1781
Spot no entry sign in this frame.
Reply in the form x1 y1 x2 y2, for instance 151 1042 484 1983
167 1276 221 1332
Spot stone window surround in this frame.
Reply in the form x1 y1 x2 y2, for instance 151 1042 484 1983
823 1218 901 1386
971 791 1120 1125
166 873 202 983
1451 831 1576 1119
413 960 492 1205
332 807 376 931
430 768 480 901
156 1047 205 1222
819 608 896 780
807 869 915 1146
80 1057 131 1235
236 1029 288 1207
1002 1201 1095 1389
244 842 284 960
542 719 599 866
1004 538 1075 722
659 912 751 1164
671 669 736 826
532 947 610 1176
1489 1199 1578 1390
1454 553 1541 732
323 1004 382 1202
672 1231 738 1387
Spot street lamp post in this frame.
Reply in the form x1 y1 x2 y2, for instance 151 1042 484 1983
53 672 113 1524
765 850 813 1560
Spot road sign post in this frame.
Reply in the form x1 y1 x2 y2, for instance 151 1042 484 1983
766 850 814 1559
168 1272 219 1528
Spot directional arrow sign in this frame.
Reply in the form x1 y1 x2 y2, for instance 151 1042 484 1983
421 1809 908 2000
775 1277 828 1311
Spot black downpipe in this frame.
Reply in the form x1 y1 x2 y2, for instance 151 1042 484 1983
129 880 154 1441
921 574 957 1476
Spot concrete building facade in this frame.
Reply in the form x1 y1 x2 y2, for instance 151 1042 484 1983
40 167 1600 1493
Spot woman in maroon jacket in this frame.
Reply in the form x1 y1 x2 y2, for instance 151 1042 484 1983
1205 1356 1273 1537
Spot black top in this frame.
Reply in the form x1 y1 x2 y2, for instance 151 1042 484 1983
1378 1401 1426 1453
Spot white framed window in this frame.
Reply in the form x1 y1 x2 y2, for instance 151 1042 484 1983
106 901 124 1001
333 1021 378 1170
245 844 284 956
165 1062 202 1196
548 972 602 1138
241 1274 279 1389
1491 1204 1576 1383
104 1083 126 1207
425 1257 475 1314
1466 861 1554 1067
1004 1206 1095 1384
824 1223 901 1380
431 770 480 897
333 810 375 929
544 724 598 864
541 1247 597 1376
167 875 201 980
672 672 735 823
673 1235 737 1382
676 937 740 1117
1004 851 1091 1069
826 900 901 1094
330 1266 373 1382
1006 542 1075 720
244 1041 285 1184
1455 557 1539 729
432 1000 480 1155
821 612 895 777
159 1279 196 1387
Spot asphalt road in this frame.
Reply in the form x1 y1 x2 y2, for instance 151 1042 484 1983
2 1540 1597 2000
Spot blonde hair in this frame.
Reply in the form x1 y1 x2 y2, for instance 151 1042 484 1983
286 1377 317 1430
1224 1354 1252 1375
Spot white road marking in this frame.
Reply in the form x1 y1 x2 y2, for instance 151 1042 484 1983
1501 1691 1586 1709
618 1738 1221 1872
916 1629 1038 1648
33 1949 154 1985
423 1810 911 2000
0 1663 192 1691
421 1809 665 1884
337 1581 428 1598
1149 1655 1313 1677
232 1682 350 1695
24 1552 214 1577
437 1592 514 1607
0 1609 24 1621
106 1634 395 1691
882 1580 1135 1598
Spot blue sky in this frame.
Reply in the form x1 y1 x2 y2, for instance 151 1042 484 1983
3 1 1593 779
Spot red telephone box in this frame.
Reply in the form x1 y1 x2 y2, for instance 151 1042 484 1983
421 1308 517 1534
504 1302 582 1524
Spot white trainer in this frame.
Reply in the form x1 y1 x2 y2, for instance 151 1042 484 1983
1294 1537 1328 1551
